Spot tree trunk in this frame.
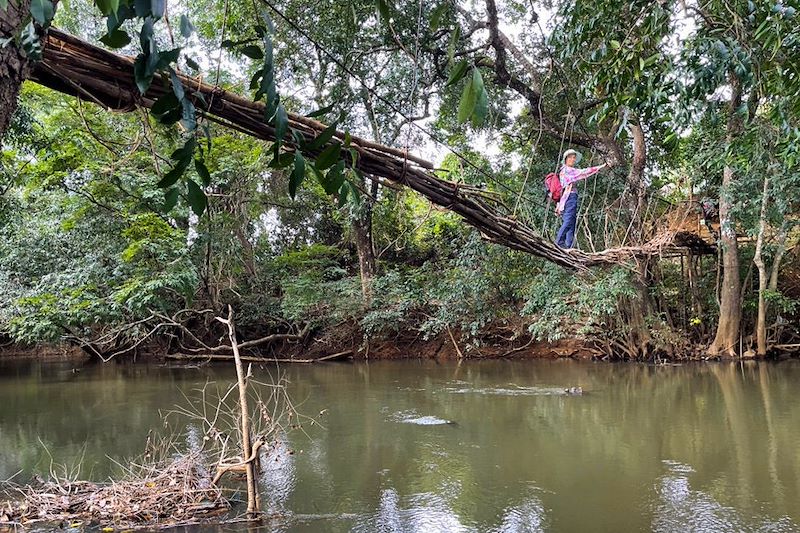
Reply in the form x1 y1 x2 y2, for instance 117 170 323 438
621 118 652 357
709 75 744 357
354 89 387 303
768 222 788 293
752 176 770 357
625 119 648 242
0 0 33 142
352 194 377 302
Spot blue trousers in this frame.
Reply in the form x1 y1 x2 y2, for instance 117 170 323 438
555 193 578 248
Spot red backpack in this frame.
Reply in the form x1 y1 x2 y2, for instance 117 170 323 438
544 172 562 202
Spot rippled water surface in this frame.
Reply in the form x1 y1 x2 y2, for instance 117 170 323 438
1 358 800 532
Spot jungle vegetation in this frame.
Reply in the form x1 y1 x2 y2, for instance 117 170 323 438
0 0 798 361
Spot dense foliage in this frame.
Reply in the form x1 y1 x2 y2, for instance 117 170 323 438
0 0 798 359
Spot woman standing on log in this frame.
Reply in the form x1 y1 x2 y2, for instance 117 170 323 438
555 149 607 249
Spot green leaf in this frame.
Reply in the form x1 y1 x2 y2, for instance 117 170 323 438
315 143 341 170
151 91 180 116
180 98 197 131
99 29 130 48
471 83 488 127
194 158 211 186
95 0 111 15
157 158 190 188
348 175 361 205
337 181 350 208
375 0 391 25
468 68 487 126
158 107 182 125
610 40 621 50
202 123 212 152
171 138 196 161
447 24 461 64
156 47 181 70
134 0 149 17
179 15 194 38
269 150 295 169
326 160 346 194
643 53 659 68
430 3 448 31
170 70 185 100
30 0 55 26
240 45 264 59
259 8 275 34
306 103 336 118
292 129 306 147
139 17 154 51
0 0 9 10
446 59 469 86
274 104 288 143
457 71 477 123
134 55 153 93
186 179 207 216
289 152 305 199
163 187 179 212
151 0 165 19
306 123 338 151
193 91 208 109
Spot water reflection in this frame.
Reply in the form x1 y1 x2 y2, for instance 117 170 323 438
1 359 800 532
351 489 465 532
653 460 797 532
260 437 296 514
490 497 548 533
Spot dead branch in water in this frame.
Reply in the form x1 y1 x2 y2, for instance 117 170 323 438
214 305 260 517
1 452 228 528
1 309 314 529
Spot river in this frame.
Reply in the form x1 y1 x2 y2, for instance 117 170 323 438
1 358 799 532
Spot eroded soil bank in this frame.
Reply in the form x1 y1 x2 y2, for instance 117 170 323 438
3 327 796 363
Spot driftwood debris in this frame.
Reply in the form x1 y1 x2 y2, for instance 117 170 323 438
1 453 228 528
30 29 714 271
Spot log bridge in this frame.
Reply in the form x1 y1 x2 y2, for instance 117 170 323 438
30 29 715 271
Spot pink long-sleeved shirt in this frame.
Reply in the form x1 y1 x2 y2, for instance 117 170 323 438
556 165 602 213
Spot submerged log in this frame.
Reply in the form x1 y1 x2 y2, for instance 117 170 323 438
30 29 712 271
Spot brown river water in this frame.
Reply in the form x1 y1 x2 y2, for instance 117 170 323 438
0 358 799 532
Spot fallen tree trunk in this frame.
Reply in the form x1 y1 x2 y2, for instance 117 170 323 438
31 29 706 271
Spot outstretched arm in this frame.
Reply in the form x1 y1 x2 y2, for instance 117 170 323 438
561 163 607 186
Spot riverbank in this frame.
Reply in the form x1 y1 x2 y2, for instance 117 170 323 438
3 328 797 363
0 336 598 362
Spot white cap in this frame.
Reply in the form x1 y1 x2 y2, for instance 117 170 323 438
562 149 582 164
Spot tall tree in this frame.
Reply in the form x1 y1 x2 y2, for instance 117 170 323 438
682 0 800 356
0 0 33 139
